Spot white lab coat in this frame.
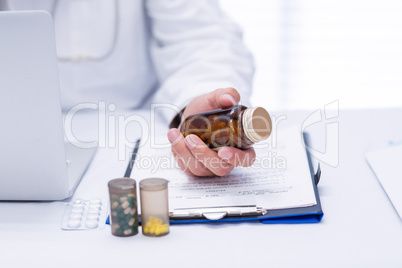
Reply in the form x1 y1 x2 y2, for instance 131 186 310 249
4 0 254 122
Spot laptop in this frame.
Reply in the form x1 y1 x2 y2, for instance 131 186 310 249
0 11 96 200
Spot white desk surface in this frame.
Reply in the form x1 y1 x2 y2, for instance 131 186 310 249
1 109 401 268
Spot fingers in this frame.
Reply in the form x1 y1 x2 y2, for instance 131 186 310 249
171 151 197 176
179 87 242 129
206 87 241 110
168 129 254 177
168 129 214 177
218 146 256 167
184 134 234 176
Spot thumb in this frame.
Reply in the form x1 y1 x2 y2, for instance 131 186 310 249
206 87 241 110
181 87 242 125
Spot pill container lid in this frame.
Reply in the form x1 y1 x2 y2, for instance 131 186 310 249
108 178 136 191
242 107 272 143
139 178 168 191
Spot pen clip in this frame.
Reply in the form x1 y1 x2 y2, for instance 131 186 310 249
315 163 321 185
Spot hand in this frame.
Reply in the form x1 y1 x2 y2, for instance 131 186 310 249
167 87 256 176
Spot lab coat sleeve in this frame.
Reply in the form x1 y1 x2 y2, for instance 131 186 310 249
146 0 255 123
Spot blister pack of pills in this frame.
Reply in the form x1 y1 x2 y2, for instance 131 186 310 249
61 198 109 230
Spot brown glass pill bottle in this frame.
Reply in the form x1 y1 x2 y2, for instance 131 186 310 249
180 105 272 149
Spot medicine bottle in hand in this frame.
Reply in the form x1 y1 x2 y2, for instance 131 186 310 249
180 105 272 149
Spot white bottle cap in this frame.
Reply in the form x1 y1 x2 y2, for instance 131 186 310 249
242 107 272 143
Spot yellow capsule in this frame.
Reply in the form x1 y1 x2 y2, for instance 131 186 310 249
143 216 168 235
147 220 155 227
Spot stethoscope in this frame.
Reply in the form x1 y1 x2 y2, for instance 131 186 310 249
50 0 119 62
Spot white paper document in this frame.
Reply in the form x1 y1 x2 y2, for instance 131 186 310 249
131 126 317 212
366 145 402 221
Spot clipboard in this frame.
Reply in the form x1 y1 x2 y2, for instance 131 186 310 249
166 133 323 224
114 132 324 225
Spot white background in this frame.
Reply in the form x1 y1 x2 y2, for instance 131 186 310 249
220 0 402 110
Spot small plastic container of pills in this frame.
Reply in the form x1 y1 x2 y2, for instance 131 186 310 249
140 178 169 237
108 178 139 237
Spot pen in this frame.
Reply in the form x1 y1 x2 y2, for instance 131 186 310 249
169 205 267 220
